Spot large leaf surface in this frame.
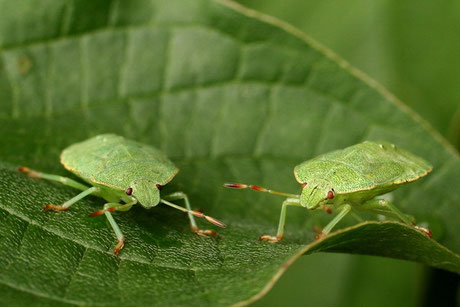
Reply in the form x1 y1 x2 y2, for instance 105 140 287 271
0 0 459 306
237 0 460 148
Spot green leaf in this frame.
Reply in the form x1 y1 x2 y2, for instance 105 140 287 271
0 0 459 306
236 0 460 149
251 254 426 307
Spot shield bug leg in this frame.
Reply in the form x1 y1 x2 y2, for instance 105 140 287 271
359 199 415 225
160 196 226 235
224 183 301 242
260 198 301 243
350 211 364 223
43 186 100 211
316 204 352 239
359 199 431 237
162 192 224 237
414 226 433 238
18 166 90 191
101 203 126 256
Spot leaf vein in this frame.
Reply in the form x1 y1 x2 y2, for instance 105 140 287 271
0 280 80 305
158 29 172 152
63 247 87 299
0 205 197 271
252 84 276 156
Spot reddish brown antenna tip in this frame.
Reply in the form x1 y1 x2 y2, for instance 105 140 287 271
223 183 247 189
205 215 226 228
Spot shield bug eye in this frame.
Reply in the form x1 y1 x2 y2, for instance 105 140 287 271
125 187 133 195
156 184 163 190
327 190 335 199
301 183 308 189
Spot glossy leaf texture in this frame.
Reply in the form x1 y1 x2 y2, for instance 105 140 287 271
0 0 459 306
236 0 460 149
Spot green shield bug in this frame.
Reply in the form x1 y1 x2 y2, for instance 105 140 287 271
18 134 225 255
224 141 432 242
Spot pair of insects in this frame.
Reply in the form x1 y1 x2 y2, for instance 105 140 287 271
18 134 432 255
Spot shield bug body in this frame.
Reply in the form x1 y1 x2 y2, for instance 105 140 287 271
224 141 432 242
19 134 225 255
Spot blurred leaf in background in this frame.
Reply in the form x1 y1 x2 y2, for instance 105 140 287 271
237 0 460 149
251 254 426 307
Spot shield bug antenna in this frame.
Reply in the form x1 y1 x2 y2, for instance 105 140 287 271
223 183 299 198
160 198 226 228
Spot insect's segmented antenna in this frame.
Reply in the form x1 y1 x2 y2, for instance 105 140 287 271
192 211 226 228
160 199 226 228
223 183 299 198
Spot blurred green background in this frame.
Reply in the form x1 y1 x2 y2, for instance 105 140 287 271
235 0 460 306
237 0 460 150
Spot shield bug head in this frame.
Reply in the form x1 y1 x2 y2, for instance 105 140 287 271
300 180 334 209
130 179 160 208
